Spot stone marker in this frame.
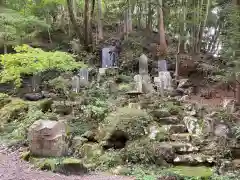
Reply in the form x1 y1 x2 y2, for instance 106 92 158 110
71 75 80 93
78 68 89 87
139 54 148 75
142 74 155 93
154 71 172 96
133 74 143 92
109 46 119 67
102 46 119 68
28 120 68 157
222 98 236 113
102 47 112 68
31 74 41 92
158 60 167 72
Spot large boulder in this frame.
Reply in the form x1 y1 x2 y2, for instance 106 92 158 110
97 107 151 149
28 120 68 157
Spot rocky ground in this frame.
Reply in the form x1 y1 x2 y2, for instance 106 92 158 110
0 145 134 180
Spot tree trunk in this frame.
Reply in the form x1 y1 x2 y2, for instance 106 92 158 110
66 0 82 42
147 2 152 31
72 0 78 17
124 9 129 39
197 0 210 53
84 0 91 51
236 74 240 105
158 0 167 58
97 0 103 40
233 0 240 104
138 2 143 28
128 0 132 32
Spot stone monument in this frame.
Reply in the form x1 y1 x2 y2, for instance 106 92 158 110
28 120 68 157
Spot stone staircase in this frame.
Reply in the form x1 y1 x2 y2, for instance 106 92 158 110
153 115 215 166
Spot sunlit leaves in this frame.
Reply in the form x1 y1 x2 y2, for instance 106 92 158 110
0 44 86 87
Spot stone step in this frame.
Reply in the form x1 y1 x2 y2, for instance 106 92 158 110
173 153 215 165
159 142 199 154
161 124 187 134
157 116 180 125
170 133 199 143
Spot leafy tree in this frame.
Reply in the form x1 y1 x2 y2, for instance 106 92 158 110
0 44 86 87
0 7 49 53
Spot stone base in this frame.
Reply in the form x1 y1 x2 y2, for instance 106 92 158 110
128 103 141 109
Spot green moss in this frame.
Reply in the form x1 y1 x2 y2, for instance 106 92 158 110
95 150 123 170
121 138 167 165
0 93 9 99
118 83 132 92
115 75 132 83
0 93 11 109
30 157 59 171
62 158 82 164
167 166 213 178
164 102 183 116
57 157 88 175
76 143 103 159
20 151 30 161
37 99 53 113
0 99 28 123
100 108 151 141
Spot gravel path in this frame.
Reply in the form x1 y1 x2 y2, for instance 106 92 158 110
0 145 135 180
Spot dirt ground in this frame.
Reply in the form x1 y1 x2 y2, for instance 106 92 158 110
0 145 135 180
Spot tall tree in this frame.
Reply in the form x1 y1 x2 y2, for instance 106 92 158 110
157 0 167 58
97 0 103 40
84 0 92 51
66 0 82 42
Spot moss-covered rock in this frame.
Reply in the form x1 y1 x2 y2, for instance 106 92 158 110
150 108 171 119
167 166 213 178
53 103 72 115
164 101 183 116
81 130 96 142
118 83 132 92
20 151 31 161
147 122 169 141
121 138 174 165
0 99 28 123
38 98 53 113
56 158 88 175
29 157 59 171
76 143 103 159
72 136 88 150
98 108 151 143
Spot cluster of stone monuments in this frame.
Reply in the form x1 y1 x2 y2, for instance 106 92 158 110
27 46 175 156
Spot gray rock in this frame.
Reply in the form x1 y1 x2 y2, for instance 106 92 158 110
183 116 200 134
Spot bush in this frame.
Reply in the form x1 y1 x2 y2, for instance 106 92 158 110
0 44 87 87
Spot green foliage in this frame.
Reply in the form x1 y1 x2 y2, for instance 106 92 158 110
95 150 123 170
0 7 49 46
81 86 111 123
233 125 240 140
102 108 151 141
0 44 86 87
